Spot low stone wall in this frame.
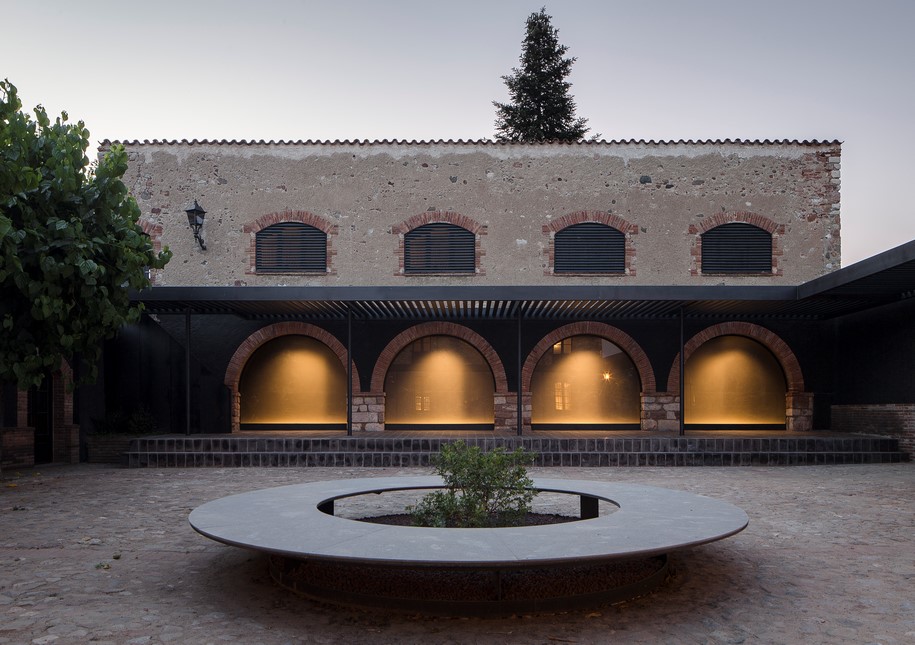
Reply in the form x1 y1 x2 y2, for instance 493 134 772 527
1 427 34 468
85 435 132 465
831 404 915 455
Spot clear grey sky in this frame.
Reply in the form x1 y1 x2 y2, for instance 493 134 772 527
4 0 914 264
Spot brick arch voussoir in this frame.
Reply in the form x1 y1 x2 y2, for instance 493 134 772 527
697 211 781 235
666 322 804 393
544 210 638 235
391 211 488 236
225 322 359 393
521 322 656 394
370 322 508 393
243 210 338 235
138 219 163 253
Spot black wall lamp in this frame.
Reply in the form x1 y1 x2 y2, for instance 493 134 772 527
185 200 207 250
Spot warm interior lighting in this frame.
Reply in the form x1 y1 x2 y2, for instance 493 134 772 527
385 335 495 425
239 335 346 424
685 335 787 424
532 336 640 424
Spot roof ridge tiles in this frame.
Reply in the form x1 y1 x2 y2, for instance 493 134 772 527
99 137 842 147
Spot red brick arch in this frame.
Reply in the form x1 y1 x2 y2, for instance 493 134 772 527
370 322 508 393
392 211 487 276
224 322 360 433
542 211 639 277
666 322 804 393
521 322 656 394
242 210 338 275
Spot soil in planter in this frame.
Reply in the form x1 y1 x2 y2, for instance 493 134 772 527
359 512 579 527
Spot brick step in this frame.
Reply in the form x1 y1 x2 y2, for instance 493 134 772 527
125 435 908 467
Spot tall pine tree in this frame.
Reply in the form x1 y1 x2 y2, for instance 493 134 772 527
494 8 592 142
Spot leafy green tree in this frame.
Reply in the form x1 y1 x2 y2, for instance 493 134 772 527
409 441 537 528
0 80 170 389
494 7 593 142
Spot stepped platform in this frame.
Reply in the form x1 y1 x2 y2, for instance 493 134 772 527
125 430 909 468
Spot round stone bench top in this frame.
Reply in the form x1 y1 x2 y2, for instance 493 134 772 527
188 477 749 568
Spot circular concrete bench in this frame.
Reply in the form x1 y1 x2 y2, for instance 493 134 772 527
189 477 748 614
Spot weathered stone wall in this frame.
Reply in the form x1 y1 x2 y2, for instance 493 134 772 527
111 140 841 287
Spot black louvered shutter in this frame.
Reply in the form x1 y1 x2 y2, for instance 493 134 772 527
554 223 625 273
701 223 772 273
404 223 475 274
256 222 326 273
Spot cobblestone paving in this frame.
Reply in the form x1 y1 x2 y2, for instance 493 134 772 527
1 464 913 645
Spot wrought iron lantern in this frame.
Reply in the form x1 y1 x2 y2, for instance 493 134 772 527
185 200 207 250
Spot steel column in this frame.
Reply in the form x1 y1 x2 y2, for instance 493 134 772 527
516 311 523 436
185 308 191 436
679 306 685 436
347 306 353 436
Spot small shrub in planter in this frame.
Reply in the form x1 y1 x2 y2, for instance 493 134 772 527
409 440 537 528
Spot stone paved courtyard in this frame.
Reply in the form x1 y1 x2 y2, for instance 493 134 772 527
1 463 913 644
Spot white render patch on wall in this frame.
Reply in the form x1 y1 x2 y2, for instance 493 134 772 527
111 140 841 288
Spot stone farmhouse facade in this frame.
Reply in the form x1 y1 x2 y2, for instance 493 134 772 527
3 138 915 467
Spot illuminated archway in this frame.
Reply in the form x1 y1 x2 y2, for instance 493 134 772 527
383 336 495 429
684 335 787 426
225 322 359 432
238 335 347 429
529 335 641 427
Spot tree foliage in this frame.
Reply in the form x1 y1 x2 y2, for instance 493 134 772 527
409 441 537 528
494 7 593 142
0 80 171 389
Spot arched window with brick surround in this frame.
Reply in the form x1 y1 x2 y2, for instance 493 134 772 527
404 223 475 274
256 222 326 273
701 223 773 274
554 223 625 274
244 211 337 276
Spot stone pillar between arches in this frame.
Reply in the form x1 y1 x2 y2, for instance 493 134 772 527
641 392 680 431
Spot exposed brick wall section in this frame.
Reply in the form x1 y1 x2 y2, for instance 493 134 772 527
392 211 487 277
666 322 812 431
352 393 385 432
641 393 680 431
801 148 842 270
0 388 31 466
16 389 27 426
370 322 508 397
689 212 785 276
831 404 915 455
542 211 639 277
521 323 656 393
224 322 360 433
243 211 338 275
138 219 164 285
52 362 79 464
0 428 33 467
